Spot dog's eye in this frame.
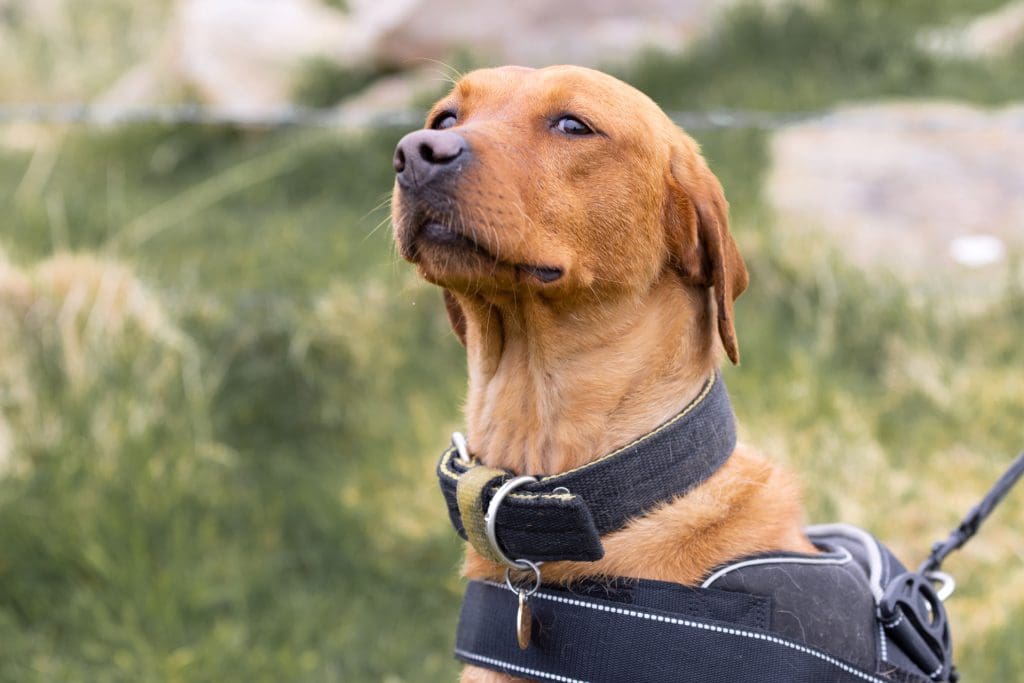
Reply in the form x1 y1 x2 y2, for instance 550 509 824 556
555 116 594 136
431 112 457 130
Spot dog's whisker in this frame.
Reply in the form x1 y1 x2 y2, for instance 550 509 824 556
417 58 465 86
362 214 394 245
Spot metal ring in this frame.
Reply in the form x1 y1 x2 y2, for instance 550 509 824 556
504 558 543 597
485 475 537 568
451 431 471 463
925 570 956 602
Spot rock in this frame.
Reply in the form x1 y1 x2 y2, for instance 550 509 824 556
97 0 759 114
98 0 364 111
174 0 354 110
369 0 728 68
921 0 1024 59
766 102 1024 278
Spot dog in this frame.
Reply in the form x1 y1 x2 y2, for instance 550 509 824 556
391 65 816 683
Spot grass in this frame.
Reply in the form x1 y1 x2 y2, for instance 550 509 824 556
1 1 1023 681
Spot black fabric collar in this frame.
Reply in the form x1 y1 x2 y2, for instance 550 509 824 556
436 372 737 564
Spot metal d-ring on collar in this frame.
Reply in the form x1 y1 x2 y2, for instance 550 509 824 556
449 432 561 571
451 431 471 463
485 475 538 569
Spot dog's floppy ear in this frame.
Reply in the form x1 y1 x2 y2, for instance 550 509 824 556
443 289 467 346
664 137 748 364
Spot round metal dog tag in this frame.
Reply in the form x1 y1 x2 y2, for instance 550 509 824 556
516 590 532 650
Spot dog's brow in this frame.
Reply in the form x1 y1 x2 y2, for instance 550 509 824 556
530 81 611 119
456 78 477 98
559 98 601 119
456 70 531 105
431 99 457 113
426 98 459 123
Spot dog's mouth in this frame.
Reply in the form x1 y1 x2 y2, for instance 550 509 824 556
415 220 564 284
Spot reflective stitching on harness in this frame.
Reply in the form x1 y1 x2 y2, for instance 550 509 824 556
455 649 589 683
883 613 904 629
878 622 888 662
700 547 853 588
807 524 886 602
510 584 889 683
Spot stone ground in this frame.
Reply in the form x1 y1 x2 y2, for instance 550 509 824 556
766 102 1023 287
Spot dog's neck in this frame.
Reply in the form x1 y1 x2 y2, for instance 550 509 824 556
458 274 718 475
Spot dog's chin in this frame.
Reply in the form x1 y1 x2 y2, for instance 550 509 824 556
405 221 565 291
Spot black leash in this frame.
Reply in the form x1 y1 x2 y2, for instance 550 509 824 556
920 450 1024 574
879 450 1024 682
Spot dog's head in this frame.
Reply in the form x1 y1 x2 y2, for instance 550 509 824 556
391 65 748 363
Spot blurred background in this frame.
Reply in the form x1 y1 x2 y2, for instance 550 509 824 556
0 0 1022 680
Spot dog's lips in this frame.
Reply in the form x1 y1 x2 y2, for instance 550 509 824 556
518 265 564 283
420 221 477 250
416 220 564 284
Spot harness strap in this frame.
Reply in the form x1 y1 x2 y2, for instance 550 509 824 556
437 373 736 565
456 579 892 683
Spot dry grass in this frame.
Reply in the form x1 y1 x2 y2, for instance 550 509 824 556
0 0 173 103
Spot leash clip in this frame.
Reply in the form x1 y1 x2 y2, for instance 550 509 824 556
924 570 956 602
880 571 954 681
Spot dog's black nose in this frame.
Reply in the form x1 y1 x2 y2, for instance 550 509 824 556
393 129 469 188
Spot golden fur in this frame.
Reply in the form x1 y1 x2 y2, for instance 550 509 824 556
392 65 814 683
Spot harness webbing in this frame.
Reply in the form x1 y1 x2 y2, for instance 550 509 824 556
456 579 889 683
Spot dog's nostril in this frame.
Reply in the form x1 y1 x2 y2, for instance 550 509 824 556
418 139 462 165
419 142 436 164
393 148 406 173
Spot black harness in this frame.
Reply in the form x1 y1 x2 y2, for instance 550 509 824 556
455 526 934 682
437 373 1023 682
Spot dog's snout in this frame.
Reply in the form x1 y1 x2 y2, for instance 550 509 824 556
393 129 469 188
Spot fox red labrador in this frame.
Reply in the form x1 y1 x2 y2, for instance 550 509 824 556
392 65 814 682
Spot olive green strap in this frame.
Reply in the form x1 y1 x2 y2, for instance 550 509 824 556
456 465 506 565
